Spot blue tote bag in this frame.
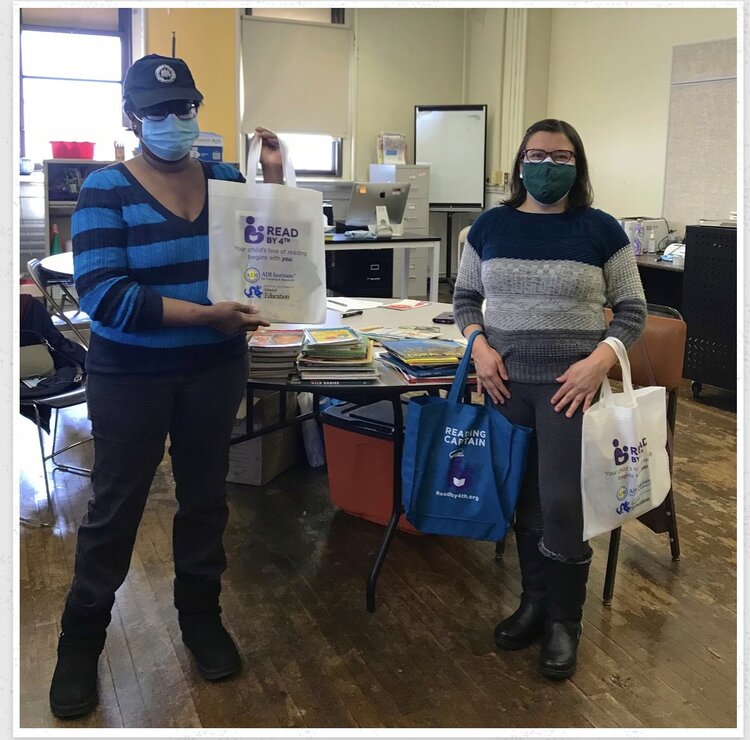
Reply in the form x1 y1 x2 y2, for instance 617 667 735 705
401 331 533 540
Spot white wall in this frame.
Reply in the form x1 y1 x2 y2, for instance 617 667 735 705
353 8 465 181
546 7 736 219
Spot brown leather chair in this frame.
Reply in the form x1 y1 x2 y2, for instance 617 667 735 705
602 304 687 604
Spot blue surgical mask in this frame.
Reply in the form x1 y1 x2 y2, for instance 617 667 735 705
140 114 199 161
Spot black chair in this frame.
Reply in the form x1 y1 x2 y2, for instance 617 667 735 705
602 303 686 604
27 258 90 349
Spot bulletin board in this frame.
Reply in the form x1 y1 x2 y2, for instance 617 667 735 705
414 105 487 211
662 38 737 232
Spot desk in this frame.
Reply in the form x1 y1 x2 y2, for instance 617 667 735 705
40 236 443 302
234 301 463 612
634 254 684 313
326 233 441 302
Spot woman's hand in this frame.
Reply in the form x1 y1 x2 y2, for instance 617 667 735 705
254 127 283 168
471 336 511 405
551 343 618 417
207 302 271 336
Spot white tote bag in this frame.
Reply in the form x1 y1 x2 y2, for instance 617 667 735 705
207 136 326 323
581 336 671 540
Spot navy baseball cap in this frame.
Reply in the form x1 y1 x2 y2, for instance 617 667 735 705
123 54 204 110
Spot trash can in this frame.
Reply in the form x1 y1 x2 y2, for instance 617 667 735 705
320 400 422 534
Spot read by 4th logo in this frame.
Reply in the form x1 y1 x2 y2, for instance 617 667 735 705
244 217 265 245
612 437 647 465
243 216 299 246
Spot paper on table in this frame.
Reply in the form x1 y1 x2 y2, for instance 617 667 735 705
326 297 382 311
382 299 430 310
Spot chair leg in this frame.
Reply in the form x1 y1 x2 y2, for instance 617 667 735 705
664 489 681 561
21 405 54 528
47 407 92 477
603 527 622 606
495 538 506 560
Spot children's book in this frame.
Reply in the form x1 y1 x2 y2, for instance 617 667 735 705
303 326 360 346
380 338 465 366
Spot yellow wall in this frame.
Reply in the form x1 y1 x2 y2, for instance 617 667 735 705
546 7 736 218
145 8 239 163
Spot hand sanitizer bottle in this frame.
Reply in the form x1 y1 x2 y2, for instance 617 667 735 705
632 219 643 256
647 227 657 254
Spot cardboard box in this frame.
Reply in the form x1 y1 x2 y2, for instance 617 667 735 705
227 390 299 486
192 132 223 162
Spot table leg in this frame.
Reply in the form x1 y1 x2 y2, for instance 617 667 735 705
366 396 404 612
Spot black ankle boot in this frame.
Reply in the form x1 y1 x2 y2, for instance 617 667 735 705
539 554 591 680
178 611 241 680
494 529 546 650
494 599 546 650
174 577 240 680
49 631 106 718
539 621 582 679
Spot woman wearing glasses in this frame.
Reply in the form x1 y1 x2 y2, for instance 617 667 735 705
49 54 280 718
453 119 646 679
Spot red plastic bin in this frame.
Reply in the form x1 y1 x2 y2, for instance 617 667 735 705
320 401 423 535
50 141 95 159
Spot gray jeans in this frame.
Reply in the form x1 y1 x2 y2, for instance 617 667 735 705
492 381 591 563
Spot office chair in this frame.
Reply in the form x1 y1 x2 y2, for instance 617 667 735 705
601 303 686 604
20 383 92 527
27 258 90 349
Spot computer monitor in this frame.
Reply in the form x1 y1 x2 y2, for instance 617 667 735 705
345 182 411 231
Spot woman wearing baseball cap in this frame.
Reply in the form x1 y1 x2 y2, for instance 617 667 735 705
49 54 283 719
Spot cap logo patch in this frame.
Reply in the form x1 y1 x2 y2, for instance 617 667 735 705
154 64 177 84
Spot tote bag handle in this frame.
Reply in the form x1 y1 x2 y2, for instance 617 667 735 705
599 336 638 408
447 330 483 403
246 135 297 188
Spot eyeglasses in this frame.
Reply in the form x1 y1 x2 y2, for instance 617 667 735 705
133 101 198 123
522 148 575 165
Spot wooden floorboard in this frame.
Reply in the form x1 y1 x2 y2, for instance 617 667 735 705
17 381 738 730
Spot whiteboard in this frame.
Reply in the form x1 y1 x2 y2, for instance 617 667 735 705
414 105 487 210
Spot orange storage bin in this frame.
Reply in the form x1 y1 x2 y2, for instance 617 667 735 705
321 401 423 535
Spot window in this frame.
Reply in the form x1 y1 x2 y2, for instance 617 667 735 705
248 133 342 177
20 9 132 164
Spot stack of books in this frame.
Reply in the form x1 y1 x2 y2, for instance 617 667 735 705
247 328 305 379
298 327 380 385
379 338 475 385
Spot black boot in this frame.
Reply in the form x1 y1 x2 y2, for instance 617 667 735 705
49 631 106 718
175 577 241 681
494 529 546 650
539 554 591 680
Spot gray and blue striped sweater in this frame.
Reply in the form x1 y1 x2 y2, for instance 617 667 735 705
453 205 646 383
72 160 246 374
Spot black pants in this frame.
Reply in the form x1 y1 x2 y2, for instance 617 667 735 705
62 354 248 635
493 381 591 563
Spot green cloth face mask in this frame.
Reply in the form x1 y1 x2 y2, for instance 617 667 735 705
521 161 577 205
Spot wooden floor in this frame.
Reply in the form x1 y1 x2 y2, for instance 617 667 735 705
18 381 737 730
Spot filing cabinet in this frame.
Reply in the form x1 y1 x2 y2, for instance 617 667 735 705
369 164 430 298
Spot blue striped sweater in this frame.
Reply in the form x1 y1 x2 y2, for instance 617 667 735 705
72 160 247 374
453 206 647 383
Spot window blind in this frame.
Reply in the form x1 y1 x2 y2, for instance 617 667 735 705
240 17 352 138
662 38 736 230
